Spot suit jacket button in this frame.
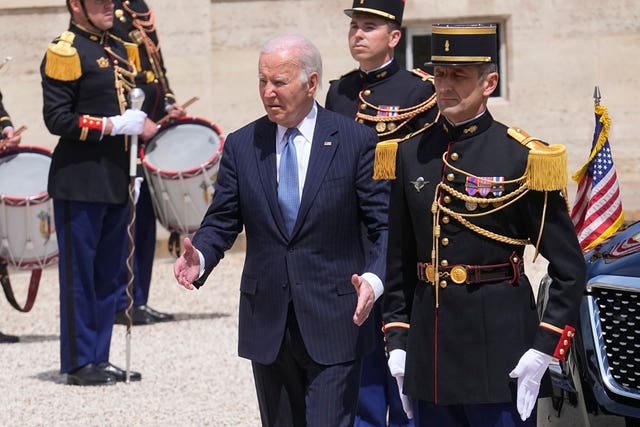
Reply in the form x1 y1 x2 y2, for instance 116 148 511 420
282 282 288 288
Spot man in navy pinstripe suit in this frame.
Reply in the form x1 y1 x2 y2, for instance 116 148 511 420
174 34 389 426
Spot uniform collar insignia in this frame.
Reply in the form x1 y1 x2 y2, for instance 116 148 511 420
443 110 493 141
359 59 400 84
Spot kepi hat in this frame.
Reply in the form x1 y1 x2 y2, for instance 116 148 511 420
344 0 406 25
429 23 497 65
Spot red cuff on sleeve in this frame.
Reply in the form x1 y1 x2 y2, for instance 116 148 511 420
78 115 103 131
552 325 575 360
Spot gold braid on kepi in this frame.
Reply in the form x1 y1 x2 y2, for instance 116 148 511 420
507 127 568 192
45 31 81 81
373 110 440 180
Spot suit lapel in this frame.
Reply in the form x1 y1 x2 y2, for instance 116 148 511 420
291 107 339 237
253 118 290 237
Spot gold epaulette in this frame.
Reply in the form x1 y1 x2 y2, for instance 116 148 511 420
124 42 141 72
507 127 567 191
45 31 81 81
411 68 434 83
373 115 439 180
108 34 141 72
330 68 358 83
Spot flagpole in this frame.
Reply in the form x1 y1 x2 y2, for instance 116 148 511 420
593 85 601 106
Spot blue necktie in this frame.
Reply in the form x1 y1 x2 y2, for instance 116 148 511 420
278 128 300 235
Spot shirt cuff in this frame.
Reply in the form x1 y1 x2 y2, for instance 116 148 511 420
196 248 205 279
361 272 383 301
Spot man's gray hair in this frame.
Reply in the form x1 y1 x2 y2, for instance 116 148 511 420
261 34 323 87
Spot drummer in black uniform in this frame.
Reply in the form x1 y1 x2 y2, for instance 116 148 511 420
325 1 438 425
110 0 184 326
41 0 153 385
382 23 586 426
0 89 21 344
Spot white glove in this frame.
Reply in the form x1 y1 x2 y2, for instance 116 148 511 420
133 177 144 204
388 349 413 419
508 348 553 421
108 109 147 136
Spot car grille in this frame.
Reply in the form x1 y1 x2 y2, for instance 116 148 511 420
588 282 640 400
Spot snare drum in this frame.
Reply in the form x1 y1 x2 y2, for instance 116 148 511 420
141 117 224 234
0 146 58 269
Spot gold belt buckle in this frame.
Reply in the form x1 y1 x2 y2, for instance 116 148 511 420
425 264 435 282
450 265 468 284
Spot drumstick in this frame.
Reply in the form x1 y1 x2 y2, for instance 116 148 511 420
0 125 26 150
156 96 200 126
13 126 27 137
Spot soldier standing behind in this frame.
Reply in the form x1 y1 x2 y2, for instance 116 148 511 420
110 0 184 326
41 0 152 385
325 1 438 425
0 89 21 344
382 23 586 426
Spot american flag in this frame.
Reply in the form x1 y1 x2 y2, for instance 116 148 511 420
570 103 624 251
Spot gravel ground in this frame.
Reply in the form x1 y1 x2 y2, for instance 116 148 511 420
0 238 261 427
0 241 556 427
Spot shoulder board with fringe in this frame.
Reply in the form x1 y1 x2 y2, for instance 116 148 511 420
507 127 567 191
45 31 81 81
411 68 434 82
329 68 358 83
108 34 141 72
373 114 440 180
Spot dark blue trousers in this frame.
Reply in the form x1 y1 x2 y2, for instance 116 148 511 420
414 400 535 427
355 303 413 427
116 179 156 310
55 199 129 373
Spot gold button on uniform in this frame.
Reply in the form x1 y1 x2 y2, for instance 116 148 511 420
442 216 450 224
440 260 449 267
360 103 367 110
363 89 371 96
447 173 455 182
443 196 451 204
450 152 459 161
439 280 448 289
441 238 449 246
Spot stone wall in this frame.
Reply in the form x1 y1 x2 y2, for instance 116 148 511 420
1 0 639 218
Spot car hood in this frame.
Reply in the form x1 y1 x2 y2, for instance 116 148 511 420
585 220 640 278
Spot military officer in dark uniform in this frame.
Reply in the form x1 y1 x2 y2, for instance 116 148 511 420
382 24 586 426
41 0 153 385
110 0 184 326
0 89 21 344
325 1 438 425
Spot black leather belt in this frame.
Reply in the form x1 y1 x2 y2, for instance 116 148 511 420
417 254 523 285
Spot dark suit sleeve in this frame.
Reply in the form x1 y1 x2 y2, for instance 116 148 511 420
191 131 244 284
356 125 389 284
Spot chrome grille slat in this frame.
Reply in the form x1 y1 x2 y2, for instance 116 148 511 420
588 281 640 400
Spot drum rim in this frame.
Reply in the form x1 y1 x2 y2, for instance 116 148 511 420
0 145 52 202
141 116 225 177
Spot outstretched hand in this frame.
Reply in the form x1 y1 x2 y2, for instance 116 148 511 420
351 274 374 326
173 237 201 290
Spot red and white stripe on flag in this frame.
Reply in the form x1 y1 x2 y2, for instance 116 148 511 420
570 104 624 251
